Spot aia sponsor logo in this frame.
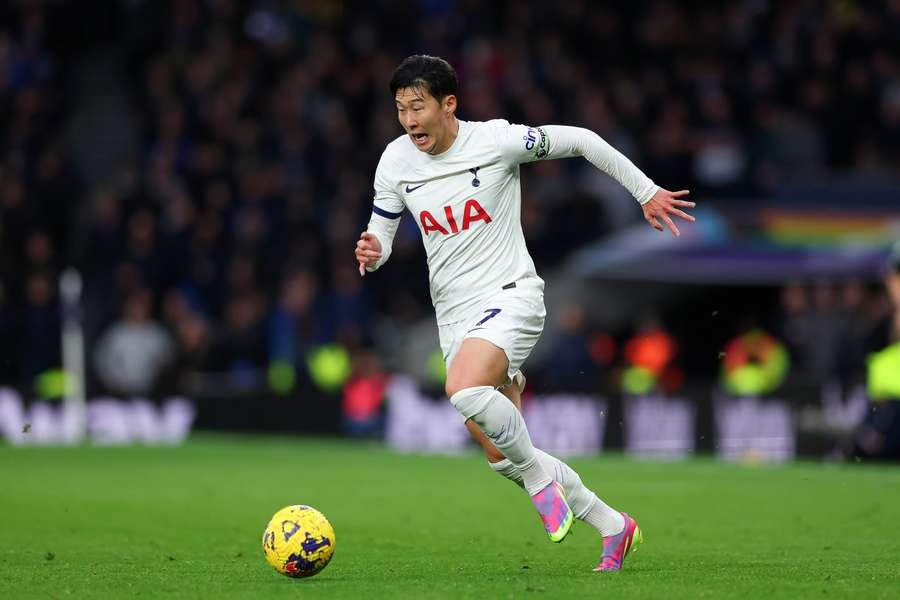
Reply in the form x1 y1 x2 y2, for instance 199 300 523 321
419 198 492 235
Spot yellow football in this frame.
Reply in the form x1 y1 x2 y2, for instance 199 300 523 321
261 505 335 578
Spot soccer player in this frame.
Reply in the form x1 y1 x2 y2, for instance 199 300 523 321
355 55 695 572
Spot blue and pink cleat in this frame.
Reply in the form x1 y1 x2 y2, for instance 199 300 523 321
593 512 643 572
531 481 573 543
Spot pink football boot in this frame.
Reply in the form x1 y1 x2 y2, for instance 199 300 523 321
593 512 643 572
531 481 573 543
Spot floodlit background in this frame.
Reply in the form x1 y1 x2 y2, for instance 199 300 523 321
1 0 900 459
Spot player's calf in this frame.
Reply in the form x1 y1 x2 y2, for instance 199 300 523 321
466 419 507 463
450 384 573 543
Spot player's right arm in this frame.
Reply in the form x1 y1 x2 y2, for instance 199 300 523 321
357 152 406 276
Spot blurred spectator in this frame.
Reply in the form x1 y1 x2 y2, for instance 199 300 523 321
834 280 873 385
323 258 370 347
776 282 813 379
720 327 789 398
886 249 900 343
620 313 682 396
806 282 844 380
22 271 60 389
78 187 124 278
167 310 212 393
539 302 596 391
208 290 268 388
779 281 847 382
852 242 900 460
269 269 325 362
693 88 748 194
342 348 388 437
0 280 17 383
159 288 211 393
93 289 174 396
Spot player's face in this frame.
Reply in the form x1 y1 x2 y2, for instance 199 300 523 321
395 87 457 154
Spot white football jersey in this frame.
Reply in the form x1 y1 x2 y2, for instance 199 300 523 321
367 119 657 325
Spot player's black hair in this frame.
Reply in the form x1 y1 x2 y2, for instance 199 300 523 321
389 55 458 103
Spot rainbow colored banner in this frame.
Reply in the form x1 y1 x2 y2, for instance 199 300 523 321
759 209 900 247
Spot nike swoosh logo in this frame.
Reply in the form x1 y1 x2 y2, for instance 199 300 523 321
405 183 426 193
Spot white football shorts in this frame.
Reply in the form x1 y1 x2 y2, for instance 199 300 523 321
437 278 546 383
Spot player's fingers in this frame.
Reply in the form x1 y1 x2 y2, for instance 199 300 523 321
356 246 380 259
671 190 690 197
358 261 365 277
648 215 663 231
669 208 695 221
662 214 680 236
360 231 374 241
672 200 696 208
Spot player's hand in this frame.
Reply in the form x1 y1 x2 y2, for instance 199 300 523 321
641 188 695 237
355 231 383 276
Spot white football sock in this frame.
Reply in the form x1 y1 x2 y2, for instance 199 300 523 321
450 385 552 495
489 458 525 488
581 497 625 537
490 452 625 537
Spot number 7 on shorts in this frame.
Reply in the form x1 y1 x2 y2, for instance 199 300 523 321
476 308 502 326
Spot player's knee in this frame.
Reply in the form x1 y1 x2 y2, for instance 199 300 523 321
445 339 510 398
445 368 478 398
445 365 504 398
444 375 464 399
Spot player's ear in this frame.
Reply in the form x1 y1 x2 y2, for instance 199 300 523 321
443 94 457 116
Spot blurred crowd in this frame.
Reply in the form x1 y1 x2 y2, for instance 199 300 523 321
1 1 900 402
533 278 896 396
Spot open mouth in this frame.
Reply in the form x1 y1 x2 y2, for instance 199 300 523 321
410 132 430 147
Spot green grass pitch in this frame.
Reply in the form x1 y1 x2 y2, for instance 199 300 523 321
1 434 899 599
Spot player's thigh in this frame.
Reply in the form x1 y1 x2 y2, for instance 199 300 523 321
442 285 545 397
445 337 509 397
463 289 546 385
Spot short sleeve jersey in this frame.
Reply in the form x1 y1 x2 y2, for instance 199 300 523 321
372 119 551 324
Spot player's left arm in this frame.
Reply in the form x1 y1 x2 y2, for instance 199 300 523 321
497 123 695 236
